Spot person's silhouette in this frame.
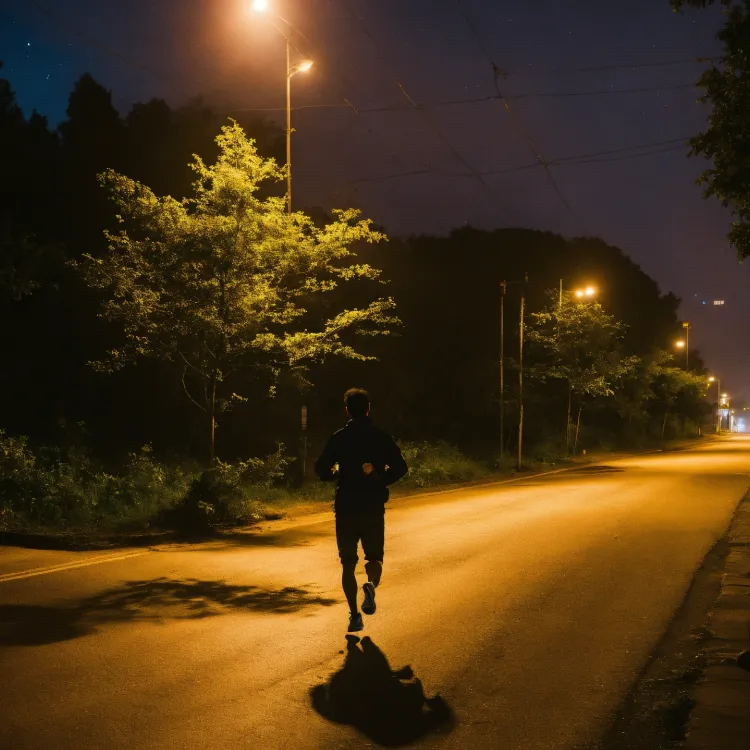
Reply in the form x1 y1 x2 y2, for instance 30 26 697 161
315 388 408 632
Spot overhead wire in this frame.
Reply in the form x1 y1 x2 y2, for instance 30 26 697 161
336 135 691 185
453 0 575 216
340 0 515 222
513 82 698 99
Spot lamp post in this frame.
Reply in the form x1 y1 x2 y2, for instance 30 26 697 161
708 376 721 433
721 393 730 432
558 283 597 451
500 280 506 458
251 0 313 213
674 322 690 369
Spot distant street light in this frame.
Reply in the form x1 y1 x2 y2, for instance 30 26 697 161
675 340 686 349
574 286 597 299
250 0 313 213
559 279 598 307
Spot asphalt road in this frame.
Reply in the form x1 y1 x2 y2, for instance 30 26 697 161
2 437 750 749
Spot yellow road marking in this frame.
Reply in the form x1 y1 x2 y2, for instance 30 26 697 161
0 550 150 583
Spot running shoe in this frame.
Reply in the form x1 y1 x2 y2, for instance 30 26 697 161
348 612 364 632
362 582 376 615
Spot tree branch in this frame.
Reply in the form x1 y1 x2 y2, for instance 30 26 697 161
182 366 208 412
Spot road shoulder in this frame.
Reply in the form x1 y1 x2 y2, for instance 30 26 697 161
682 492 750 750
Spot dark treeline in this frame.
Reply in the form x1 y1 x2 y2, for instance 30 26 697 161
0 66 708 472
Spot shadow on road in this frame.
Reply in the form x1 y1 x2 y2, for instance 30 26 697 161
0 578 336 646
311 635 454 747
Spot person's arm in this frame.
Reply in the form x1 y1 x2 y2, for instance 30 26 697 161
382 436 408 486
314 435 339 481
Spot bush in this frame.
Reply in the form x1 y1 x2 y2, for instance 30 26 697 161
398 441 488 488
0 430 195 530
173 444 293 530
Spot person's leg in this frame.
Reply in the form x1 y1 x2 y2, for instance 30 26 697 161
341 563 359 615
335 513 360 615
362 510 385 587
364 560 382 587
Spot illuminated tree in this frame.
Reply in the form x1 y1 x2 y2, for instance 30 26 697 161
79 121 397 461
528 291 638 452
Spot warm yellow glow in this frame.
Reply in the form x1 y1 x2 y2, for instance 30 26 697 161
573 286 596 299
708 376 716 382
675 340 686 349
251 0 269 12
298 59 314 72
722 393 728 398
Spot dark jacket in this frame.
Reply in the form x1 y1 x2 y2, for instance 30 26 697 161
315 417 408 514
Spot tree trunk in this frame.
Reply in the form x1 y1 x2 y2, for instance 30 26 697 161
661 409 669 439
565 386 572 454
209 369 217 465
574 404 583 454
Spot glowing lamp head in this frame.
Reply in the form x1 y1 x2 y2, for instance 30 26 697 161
585 286 596 297
575 290 584 298
298 59 314 72
708 376 716 382
675 340 686 349
251 0 269 12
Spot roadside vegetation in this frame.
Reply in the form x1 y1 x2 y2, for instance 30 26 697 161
0 67 717 536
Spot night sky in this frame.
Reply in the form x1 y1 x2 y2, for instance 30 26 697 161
2 0 748 398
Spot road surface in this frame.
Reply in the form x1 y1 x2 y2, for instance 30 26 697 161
2 437 749 749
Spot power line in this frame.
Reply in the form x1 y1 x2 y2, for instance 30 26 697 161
474 136 689 177
340 0 514 223
552 136 689 164
539 56 720 74
504 56 719 77
559 143 686 166
229 81 699 116
454 0 575 216
513 82 698 99
341 135 690 186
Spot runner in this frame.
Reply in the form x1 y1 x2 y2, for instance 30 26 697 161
315 388 408 632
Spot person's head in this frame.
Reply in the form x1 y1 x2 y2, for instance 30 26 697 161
344 387 370 419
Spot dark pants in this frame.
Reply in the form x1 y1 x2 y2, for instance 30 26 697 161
335 510 385 565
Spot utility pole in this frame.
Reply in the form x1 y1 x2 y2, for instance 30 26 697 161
517 274 528 472
286 36 292 214
683 321 690 370
500 280 506 458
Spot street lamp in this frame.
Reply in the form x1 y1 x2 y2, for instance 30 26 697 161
574 286 597 299
678 321 690 369
250 0 313 213
559 279 597 307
